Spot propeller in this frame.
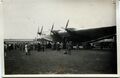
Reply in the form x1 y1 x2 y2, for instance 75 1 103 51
37 26 39 34
50 24 54 34
38 26 43 35
61 19 69 30
40 26 43 34
50 23 61 35
61 19 76 31
65 19 69 29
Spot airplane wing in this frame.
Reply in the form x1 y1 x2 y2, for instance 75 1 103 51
64 26 116 43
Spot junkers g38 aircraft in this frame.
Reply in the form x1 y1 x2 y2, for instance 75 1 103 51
37 20 116 45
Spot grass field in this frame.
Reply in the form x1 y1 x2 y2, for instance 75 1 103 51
5 49 117 74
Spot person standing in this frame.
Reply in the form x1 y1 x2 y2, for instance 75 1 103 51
66 41 72 55
37 42 41 52
41 42 45 52
60 42 63 50
4 42 7 57
56 42 60 51
25 43 28 55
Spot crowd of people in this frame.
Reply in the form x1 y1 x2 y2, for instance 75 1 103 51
4 41 73 56
4 40 115 56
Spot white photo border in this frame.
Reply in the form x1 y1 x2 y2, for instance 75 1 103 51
1 0 120 77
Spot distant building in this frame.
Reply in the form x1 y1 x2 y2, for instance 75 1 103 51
4 39 36 43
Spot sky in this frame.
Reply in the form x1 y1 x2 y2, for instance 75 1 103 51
3 0 116 39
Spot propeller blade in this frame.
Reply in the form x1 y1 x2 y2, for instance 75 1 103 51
37 26 39 34
65 19 69 29
51 24 54 31
50 24 54 34
40 26 43 35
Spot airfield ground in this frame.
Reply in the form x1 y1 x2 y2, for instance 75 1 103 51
5 49 117 74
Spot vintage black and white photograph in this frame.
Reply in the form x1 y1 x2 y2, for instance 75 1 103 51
4 0 117 75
